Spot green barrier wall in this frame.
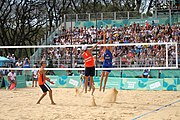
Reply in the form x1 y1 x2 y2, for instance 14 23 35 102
163 78 180 91
150 70 159 78
50 69 179 78
120 78 179 91
2 76 26 88
122 70 143 78
1 75 179 91
0 77 3 87
25 76 179 91
120 78 164 90
6 69 178 78
160 70 180 78
75 18 171 28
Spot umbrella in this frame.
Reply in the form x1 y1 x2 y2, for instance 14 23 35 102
0 56 10 67
0 56 10 62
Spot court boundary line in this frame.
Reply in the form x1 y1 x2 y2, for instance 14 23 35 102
131 99 180 120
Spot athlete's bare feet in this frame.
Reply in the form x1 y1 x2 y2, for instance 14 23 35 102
99 87 102 92
88 87 91 92
103 87 105 92
51 102 56 105
91 86 95 96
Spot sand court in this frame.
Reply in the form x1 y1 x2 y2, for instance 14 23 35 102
0 88 179 120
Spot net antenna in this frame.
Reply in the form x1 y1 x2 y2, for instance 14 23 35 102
0 42 178 71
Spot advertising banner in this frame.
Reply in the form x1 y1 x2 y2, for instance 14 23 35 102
120 78 164 90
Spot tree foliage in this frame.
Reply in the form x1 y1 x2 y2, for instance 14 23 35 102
0 0 155 57
0 0 46 57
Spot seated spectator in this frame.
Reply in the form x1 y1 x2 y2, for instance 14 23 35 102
66 70 73 76
23 57 30 68
7 53 11 60
23 57 31 81
11 54 16 67
33 23 179 69
141 69 150 78
15 58 23 75
7 70 17 90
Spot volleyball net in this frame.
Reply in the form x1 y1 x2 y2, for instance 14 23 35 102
0 42 178 72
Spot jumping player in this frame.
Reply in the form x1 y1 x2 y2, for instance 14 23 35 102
36 61 56 105
99 33 113 92
82 43 98 95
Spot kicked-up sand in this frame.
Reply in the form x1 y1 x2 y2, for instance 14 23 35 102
0 87 179 120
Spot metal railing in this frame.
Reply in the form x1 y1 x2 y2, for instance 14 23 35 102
64 9 180 24
65 11 144 22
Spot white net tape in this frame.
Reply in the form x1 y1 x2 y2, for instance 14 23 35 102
0 67 178 71
0 42 177 48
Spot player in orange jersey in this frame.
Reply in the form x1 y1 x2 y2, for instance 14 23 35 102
82 43 98 96
36 61 56 105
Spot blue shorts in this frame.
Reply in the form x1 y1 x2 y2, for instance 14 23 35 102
102 65 112 73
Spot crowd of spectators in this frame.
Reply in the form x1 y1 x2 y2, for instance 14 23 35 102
0 54 30 76
1 21 179 70
0 21 179 89
40 21 179 68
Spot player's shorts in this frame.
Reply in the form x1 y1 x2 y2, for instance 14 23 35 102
33 78 38 81
102 65 112 73
39 83 51 93
85 66 95 76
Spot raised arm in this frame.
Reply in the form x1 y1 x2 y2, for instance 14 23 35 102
103 32 107 51
103 32 113 53
90 42 99 53
108 34 113 53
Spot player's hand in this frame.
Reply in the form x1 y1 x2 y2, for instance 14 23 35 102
50 81 54 84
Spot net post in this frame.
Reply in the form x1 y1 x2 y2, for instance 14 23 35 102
166 43 168 67
33 48 35 65
175 42 178 68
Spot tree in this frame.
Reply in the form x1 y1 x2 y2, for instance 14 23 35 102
0 0 156 58
0 0 46 57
